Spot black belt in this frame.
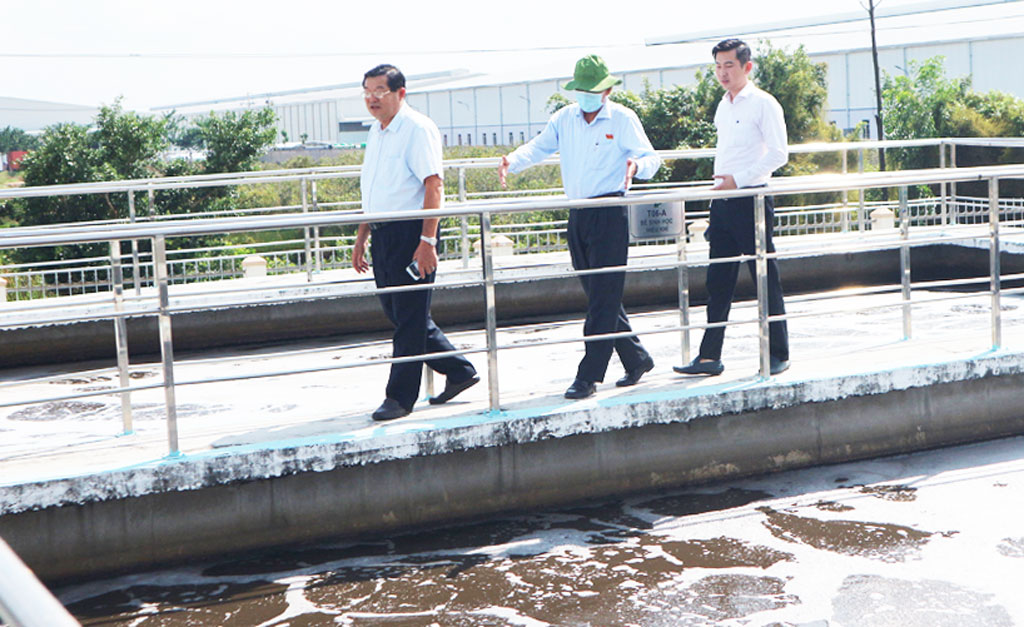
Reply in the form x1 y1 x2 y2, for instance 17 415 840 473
369 220 410 231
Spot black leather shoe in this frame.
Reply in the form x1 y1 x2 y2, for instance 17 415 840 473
673 357 724 376
429 374 480 405
770 356 790 375
564 379 596 400
616 356 655 387
372 398 410 421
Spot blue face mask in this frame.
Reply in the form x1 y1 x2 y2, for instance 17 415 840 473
575 91 605 113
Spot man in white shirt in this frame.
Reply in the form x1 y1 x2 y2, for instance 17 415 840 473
675 39 791 377
499 55 661 399
353 64 478 421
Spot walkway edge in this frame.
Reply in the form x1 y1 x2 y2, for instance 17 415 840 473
3 353 1024 580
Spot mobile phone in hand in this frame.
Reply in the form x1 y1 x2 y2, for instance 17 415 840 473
406 260 422 280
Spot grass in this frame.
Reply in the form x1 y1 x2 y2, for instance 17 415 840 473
0 170 24 187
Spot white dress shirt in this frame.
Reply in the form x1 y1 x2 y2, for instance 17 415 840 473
506 101 661 200
361 103 444 214
713 82 788 189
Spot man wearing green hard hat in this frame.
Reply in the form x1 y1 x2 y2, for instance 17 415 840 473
499 55 662 400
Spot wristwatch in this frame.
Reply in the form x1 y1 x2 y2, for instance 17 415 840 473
420 235 437 246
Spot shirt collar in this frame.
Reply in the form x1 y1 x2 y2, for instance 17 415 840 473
377 102 410 134
725 81 757 104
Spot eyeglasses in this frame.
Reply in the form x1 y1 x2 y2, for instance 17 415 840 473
362 88 392 100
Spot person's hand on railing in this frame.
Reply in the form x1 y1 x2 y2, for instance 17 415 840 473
498 156 510 189
624 158 638 190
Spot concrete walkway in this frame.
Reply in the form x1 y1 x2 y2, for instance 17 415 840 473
0 285 1018 489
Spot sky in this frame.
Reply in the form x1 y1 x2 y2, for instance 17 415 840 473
3 0 1023 111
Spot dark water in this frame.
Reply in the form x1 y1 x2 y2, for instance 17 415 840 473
56 468 1012 627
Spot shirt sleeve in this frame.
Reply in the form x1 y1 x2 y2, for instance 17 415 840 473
405 122 444 184
617 108 661 180
506 112 561 174
733 95 788 189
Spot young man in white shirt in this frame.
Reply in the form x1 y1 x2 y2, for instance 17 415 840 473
499 55 661 399
675 39 791 377
353 64 478 421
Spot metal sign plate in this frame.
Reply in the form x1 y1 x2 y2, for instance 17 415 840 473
629 200 684 241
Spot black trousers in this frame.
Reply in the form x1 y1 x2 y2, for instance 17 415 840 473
370 220 476 411
567 204 650 383
698 194 789 362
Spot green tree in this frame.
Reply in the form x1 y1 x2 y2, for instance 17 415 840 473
0 126 40 152
94 98 168 179
882 56 1024 197
5 105 278 264
196 108 278 173
751 43 831 144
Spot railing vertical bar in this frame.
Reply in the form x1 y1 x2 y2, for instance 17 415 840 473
153 235 180 457
480 211 500 411
311 180 322 274
110 240 133 435
459 167 470 268
989 176 1002 350
755 194 770 379
678 204 691 364
301 177 313 282
858 147 866 233
939 140 949 226
899 186 912 340
128 191 142 296
0 536 80 627
950 143 958 222
841 148 849 233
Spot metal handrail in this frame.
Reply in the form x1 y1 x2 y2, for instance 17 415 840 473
0 536 79 626
3 164 1024 248
2 159 1023 456
3 137 1022 201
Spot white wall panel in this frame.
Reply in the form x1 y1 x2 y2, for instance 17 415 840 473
475 87 501 125
816 54 847 113
450 89 476 126
428 92 453 130
906 42 971 78
622 70 661 93
500 84 529 126
971 38 1024 96
527 80 561 124
662 68 697 88
405 93 429 117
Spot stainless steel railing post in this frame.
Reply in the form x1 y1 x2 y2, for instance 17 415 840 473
858 147 866 233
128 190 142 296
841 148 849 232
301 177 313 281
940 140 949 226
311 179 322 273
459 166 470 268
146 184 156 290
950 143 958 222
480 211 500 411
153 235 180 457
989 176 1002 350
678 205 691 364
110 240 133 435
755 193 770 379
0 536 80 627
899 185 912 340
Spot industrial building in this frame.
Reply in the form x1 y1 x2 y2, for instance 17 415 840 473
155 2 1024 147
